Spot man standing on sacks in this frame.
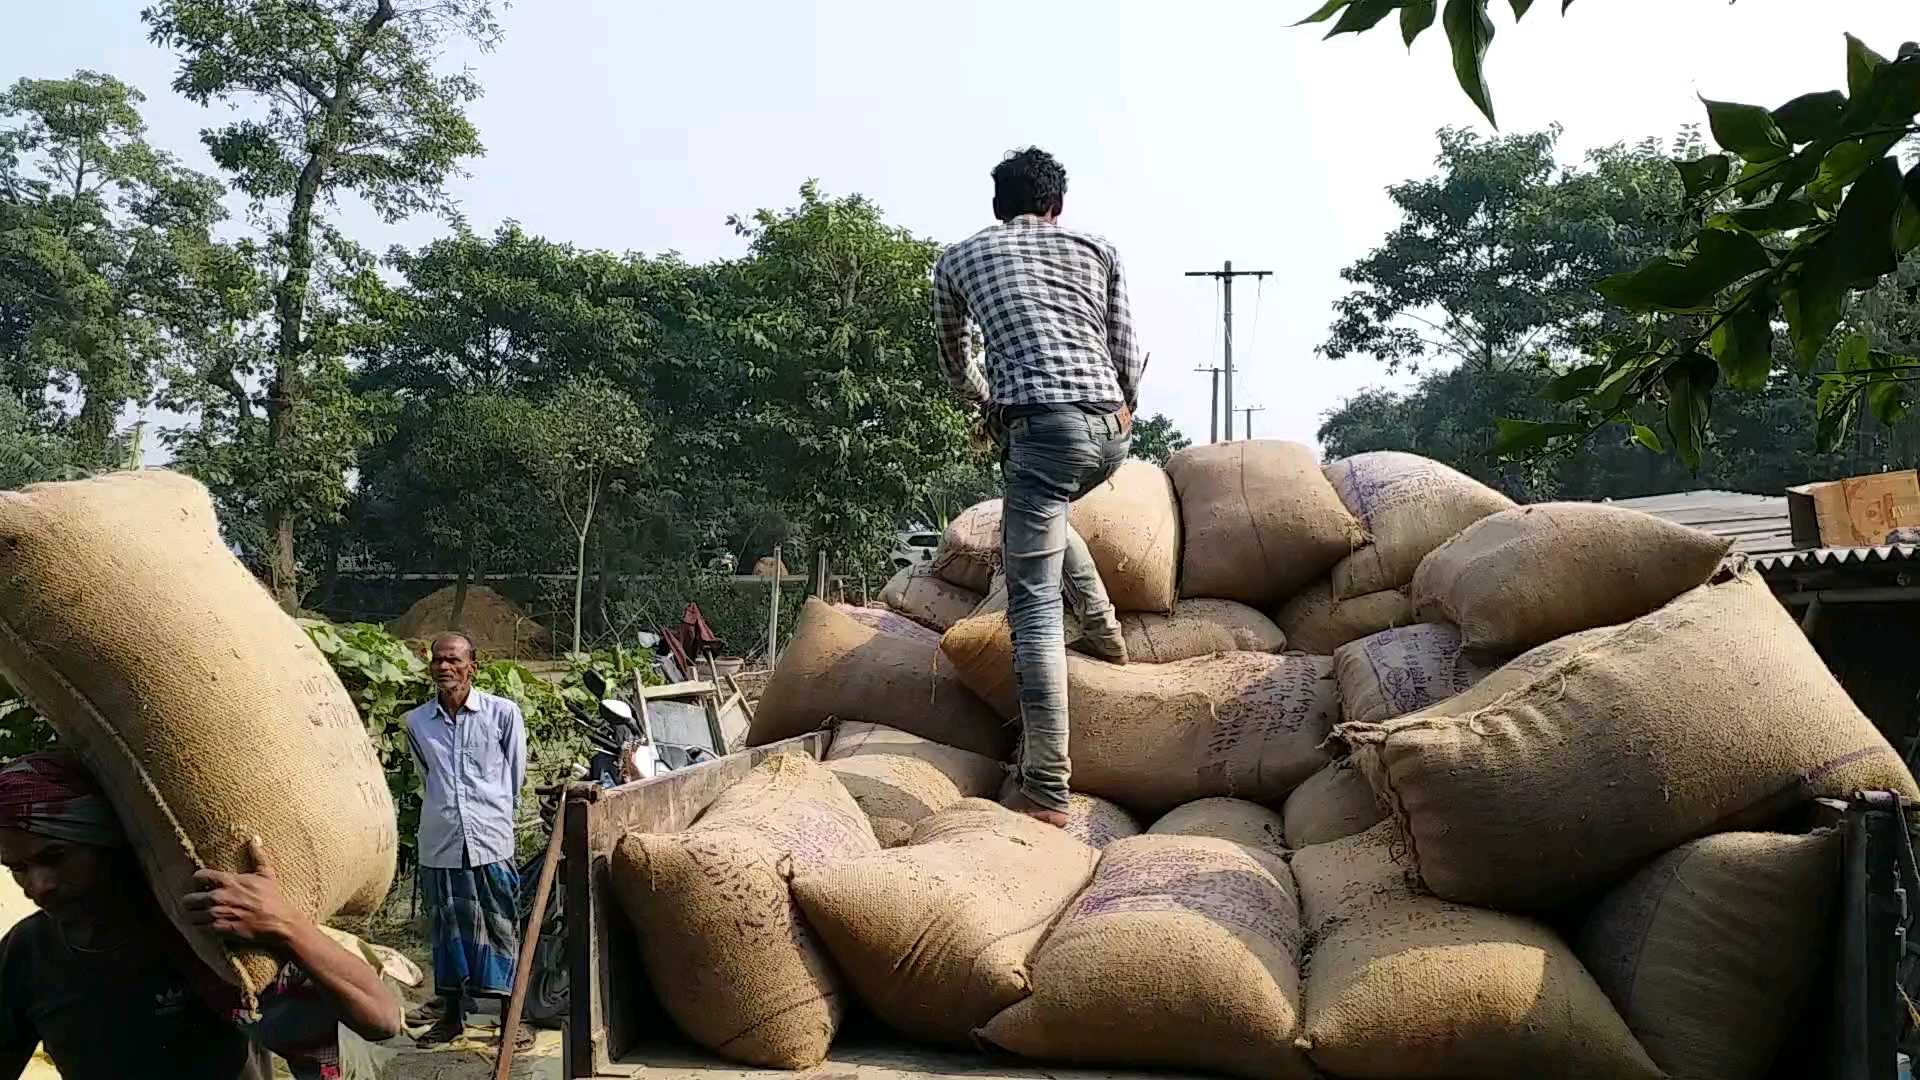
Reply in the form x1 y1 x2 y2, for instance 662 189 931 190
931 146 1139 827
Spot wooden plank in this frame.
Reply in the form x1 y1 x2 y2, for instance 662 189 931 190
602 1034 1208 1080
567 733 830 1077
638 680 717 701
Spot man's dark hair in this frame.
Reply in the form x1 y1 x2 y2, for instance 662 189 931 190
430 631 477 661
992 147 1067 220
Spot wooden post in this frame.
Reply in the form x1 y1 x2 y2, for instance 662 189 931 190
814 548 829 601
767 543 782 667
493 796 566 1080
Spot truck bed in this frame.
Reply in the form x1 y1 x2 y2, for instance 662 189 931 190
561 725 1919 1080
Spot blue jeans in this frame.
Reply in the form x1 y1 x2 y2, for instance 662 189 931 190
1000 407 1130 810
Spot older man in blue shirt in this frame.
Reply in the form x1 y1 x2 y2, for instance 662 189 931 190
403 631 528 1049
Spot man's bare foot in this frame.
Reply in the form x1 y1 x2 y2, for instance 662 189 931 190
1003 789 1070 828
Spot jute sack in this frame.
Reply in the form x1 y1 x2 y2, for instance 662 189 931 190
977 835 1314 1080
1339 569 1918 909
1294 824 1661 1080
1333 622 1501 726
750 599 1011 759
1067 458 1182 614
838 603 940 646
0 471 395 1001
879 563 982 632
1281 763 1382 849
943 613 1336 815
1323 451 1513 599
791 798 1097 1045
610 754 879 1067
1410 501 1732 651
933 499 1001 594
1273 581 1412 655
825 721 1003 846
1121 599 1286 662
1166 441 1362 607
1576 830 1841 1080
1148 797 1288 856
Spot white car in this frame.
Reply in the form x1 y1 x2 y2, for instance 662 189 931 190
891 527 940 570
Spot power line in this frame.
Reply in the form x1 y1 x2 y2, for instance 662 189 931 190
1185 260 1272 440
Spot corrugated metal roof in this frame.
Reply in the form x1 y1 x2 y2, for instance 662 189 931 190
1608 490 1797 555
1608 489 1920 572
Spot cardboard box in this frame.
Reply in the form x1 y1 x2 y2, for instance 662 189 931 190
1787 470 1920 548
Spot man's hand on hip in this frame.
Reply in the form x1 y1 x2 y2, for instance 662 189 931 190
1118 404 1132 434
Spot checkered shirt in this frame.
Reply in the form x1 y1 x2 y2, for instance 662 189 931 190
932 215 1141 409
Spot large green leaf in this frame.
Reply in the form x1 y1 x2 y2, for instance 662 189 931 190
1896 164 1920 255
1631 424 1664 453
1493 417 1585 456
1543 362 1609 402
1826 156 1904 287
1328 0 1402 36
1808 133 1902 207
1675 154 1731 201
1711 301 1776 392
1846 34 1888 100
1595 227 1771 313
1400 0 1436 46
1712 198 1819 237
1816 376 1861 453
1703 98 1791 163
1508 0 1533 16
1782 280 1845 372
1770 91 1848 144
1443 0 1497 126
1662 353 1716 472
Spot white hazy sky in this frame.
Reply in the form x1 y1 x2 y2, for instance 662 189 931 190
5 1 1914 452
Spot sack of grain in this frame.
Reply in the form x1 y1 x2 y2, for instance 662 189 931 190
933 499 1001 594
791 799 1097 1045
1293 824 1660 1079
944 614 1336 815
1281 763 1383 849
610 754 879 1067
1166 441 1363 607
1576 831 1841 1080
1273 581 1412 654
0 471 396 1002
1340 570 1918 908
1148 798 1288 856
1061 793 1142 849
1066 458 1182 614
825 721 1004 846
750 599 1011 759
1410 501 1732 651
1334 622 1501 726
837 603 941 646
1121 599 1286 662
879 563 983 632
1324 451 1513 598
977 835 1314 1080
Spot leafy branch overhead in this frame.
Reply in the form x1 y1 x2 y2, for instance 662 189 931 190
1304 2 1920 470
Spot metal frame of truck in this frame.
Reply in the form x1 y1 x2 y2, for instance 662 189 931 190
561 727 1920 1080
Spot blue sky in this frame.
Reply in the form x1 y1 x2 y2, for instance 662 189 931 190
4 1 1914 452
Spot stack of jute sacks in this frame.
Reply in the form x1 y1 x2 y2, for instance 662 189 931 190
0 471 398 1008
613 441 1919 1080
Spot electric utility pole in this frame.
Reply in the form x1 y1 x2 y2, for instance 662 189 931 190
1185 260 1272 440
1193 365 1222 443
1237 406 1266 439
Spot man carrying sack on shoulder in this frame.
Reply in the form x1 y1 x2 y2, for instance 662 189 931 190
932 146 1141 828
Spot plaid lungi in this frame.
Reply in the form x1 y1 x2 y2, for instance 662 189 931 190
420 858 520 998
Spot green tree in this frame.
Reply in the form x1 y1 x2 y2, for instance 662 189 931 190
1300 5 1920 468
0 71 234 465
1128 413 1191 465
145 0 501 609
523 376 651 655
1323 127 1691 374
706 183 976 572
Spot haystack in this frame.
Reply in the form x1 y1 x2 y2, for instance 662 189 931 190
391 584 553 659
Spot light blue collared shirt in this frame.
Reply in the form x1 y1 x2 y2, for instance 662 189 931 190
404 688 527 869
